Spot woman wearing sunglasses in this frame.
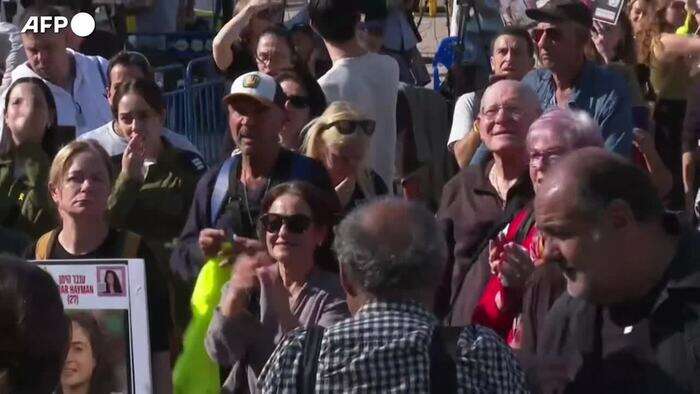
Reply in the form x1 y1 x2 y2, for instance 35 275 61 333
275 70 327 151
304 101 388 214
206 181 348 394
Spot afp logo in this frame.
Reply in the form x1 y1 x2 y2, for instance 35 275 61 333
21 12 96 37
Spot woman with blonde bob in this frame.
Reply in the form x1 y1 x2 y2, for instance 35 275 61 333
29 139 173 394
303 101 388 213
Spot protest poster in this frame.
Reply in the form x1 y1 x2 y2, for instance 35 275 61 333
36 259 152 394
592 0 625 25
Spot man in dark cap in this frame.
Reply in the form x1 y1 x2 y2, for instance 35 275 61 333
523 0 634 158
532 147 700 393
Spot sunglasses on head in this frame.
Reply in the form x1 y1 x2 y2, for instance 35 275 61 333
260 213 313 234
320 119 376 136
287 95 310 109
530 27 563 42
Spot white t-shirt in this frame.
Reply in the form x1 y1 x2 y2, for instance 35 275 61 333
80 121 202 157
319 52 400 187
9 49 112 136
447 91 478 151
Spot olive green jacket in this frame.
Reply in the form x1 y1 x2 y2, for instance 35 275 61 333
108 141 206 247
0 143 56 240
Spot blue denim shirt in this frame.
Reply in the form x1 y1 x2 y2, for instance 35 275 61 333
522 61 634 157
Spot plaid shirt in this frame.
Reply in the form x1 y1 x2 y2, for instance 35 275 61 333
259 301 529 393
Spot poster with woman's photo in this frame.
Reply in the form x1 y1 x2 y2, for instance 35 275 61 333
36 259 152 394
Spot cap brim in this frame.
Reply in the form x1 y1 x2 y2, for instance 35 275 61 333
222 93 275 108
525 8 565 23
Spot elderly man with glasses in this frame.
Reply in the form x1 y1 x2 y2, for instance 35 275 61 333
437 79 541 326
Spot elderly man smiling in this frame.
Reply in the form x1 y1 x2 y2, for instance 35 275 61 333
437 80 541 325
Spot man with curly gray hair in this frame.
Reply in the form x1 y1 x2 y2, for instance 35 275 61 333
258 198 528 393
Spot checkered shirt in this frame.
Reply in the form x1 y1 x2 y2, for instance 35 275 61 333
258 301 529 393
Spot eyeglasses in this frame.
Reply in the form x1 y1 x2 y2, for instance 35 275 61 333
481 105 524 121
320 119 376 136
287 95 310 109
530 27 563 43
259 213 313 234
529 150 564 168
255 51 287 65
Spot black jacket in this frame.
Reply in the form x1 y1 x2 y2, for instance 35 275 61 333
531 229 700 394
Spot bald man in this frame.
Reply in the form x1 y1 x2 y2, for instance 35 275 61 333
437 80 540 325
531 147 700 393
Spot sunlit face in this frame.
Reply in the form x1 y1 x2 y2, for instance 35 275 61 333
228 98 284 156
535 183 623 303
108 64 146 107
280 79 311 149
324 140 367 183
116 92 164 155
4 82 52 144
51 151 111 218
528 129 569 192
22 32 69 82
61 322 96 390
630 0 651 33
265 193 325 263
490 34 533 80
256 34 293 76
531 21 584 73
477 84 536 155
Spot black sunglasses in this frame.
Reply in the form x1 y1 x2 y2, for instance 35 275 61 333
530 27 563 43
260 213 313 234
287 95 310 109
320 119 375 136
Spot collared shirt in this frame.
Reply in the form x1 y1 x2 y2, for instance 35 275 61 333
437 160 534 325
8 49 112 136
534 228 700 393
522 61 634 157
258 301 528 393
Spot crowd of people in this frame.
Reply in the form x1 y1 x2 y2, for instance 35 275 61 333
2 0 700 393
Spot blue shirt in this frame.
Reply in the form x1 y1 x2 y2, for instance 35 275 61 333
522 61 634 157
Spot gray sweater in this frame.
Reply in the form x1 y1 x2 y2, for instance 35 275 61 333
205 267 349 394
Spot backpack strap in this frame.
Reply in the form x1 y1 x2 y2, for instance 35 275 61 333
430 326 460 393
210 155 240 225
514 207 537 245
298 326 325 394
121 231 142 258
35 229 58 260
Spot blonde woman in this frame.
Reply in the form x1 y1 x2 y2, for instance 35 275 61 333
28 140 172 394
304 101 388 213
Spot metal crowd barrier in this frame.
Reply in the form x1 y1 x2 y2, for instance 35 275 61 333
160 56 227 165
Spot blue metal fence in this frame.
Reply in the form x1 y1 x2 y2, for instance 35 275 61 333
160 56 227 165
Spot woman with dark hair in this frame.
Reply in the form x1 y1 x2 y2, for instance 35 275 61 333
206 181 348 394
103 270 123 294
213 0 287 79
0 256 69 394
59 313 119 394
107 78 206 258
275 70 327 151
0 77 61 239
